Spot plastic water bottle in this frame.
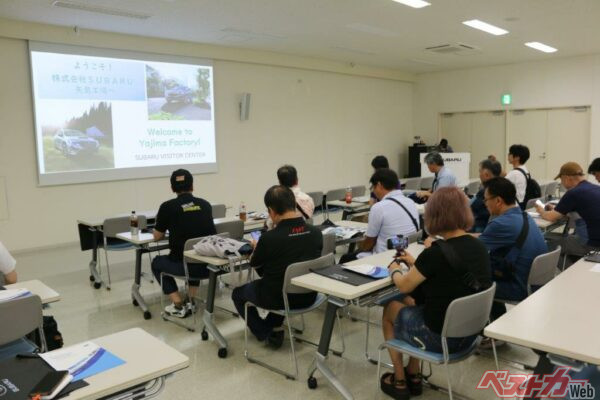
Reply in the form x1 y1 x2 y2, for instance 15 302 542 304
345 187 353 204
130 211 139 236
239 202 247 222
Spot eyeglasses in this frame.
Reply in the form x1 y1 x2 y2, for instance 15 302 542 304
484 195 497 203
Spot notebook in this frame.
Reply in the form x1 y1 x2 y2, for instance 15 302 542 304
311 265 381 286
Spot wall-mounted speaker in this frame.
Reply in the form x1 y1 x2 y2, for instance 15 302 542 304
240 93 251 121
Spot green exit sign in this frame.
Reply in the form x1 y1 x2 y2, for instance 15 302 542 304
501 93 512 105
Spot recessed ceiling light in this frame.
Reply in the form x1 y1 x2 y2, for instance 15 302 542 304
392 0 431 9
525 42 557 53
462 19 508 36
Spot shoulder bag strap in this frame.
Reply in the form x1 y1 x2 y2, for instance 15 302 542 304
385 197 419 231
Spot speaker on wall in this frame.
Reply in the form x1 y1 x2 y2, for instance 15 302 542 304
240 93 251 121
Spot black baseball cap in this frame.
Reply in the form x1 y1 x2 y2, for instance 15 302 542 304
170 169 193 192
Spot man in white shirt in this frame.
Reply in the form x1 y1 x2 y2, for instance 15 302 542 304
505 144 531 208
0 240 17 284
276 165 314 219
340 169 419 262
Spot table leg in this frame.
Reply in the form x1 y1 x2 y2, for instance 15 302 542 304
89 229 103 289
202 265 228 358
307 297 353 399
131 247 152 320
524 352 554 400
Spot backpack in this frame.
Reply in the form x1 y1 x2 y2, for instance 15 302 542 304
27 315 64 351
516 168 542 208
193 235 252 259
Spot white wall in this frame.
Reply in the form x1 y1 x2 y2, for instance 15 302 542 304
414 54 600 162
0 35 413 251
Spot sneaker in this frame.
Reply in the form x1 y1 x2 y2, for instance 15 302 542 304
164 303 190 318
266 329 285 350
185 299 197 314
479 337 506 349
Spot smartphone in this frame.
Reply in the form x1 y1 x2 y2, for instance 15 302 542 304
29 370 71 398
535 199 544 208
387 235 409 252
250 231 262 241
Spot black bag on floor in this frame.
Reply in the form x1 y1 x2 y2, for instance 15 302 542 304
27 315 64 351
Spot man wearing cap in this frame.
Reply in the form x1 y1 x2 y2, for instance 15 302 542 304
152 169 216 318
536 162 600 259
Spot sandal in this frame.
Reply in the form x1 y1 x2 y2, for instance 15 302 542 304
380 373 410 400
404 367 423 396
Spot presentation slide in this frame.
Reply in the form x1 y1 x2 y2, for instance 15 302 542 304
29 42 217 185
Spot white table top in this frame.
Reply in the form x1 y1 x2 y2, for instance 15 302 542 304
327 200 371 210
526 208 566 230
335 220 368 230
5 280 60 304
291 243 425 300
484 258 600 365
65 328 189 400
115 232 157 245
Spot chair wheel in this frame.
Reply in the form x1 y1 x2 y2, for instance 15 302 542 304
308 377 317 389
89 275 95 282
143 311 152 320
201 330 209 341
132 299 139 307
93 282 101 289
218 348 227 358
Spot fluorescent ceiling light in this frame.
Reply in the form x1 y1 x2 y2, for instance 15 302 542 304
525 42 557 53
462 19 508 36
392 0 431 9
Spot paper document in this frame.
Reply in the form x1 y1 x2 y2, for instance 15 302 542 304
352 196 370 204
322 226 365 240
40 341 125 381
590 264 600 273
527 211 541 218
0 288 31 303
343 264 389 279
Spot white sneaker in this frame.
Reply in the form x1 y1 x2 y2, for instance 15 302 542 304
164 303 190 318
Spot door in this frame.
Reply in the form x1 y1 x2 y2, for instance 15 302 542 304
507 109 547 179
546 107 590 179
471 111 506 178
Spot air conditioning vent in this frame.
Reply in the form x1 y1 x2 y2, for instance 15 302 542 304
425 43 480 56
52 1 152 20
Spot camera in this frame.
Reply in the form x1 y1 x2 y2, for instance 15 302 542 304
387 235 409 253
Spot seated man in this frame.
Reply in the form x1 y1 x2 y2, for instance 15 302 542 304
415 152 457 201
341 169 419 263
505 144 532 209
152 169 216 318
479 177 547 320
232 185 322 348
536 162 600 259
276 165 314 219
588 157 600 183
0 240 17 285
470 159 502 232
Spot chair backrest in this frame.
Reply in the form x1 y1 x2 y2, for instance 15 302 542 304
307 191 324 209
215 219 244 240
102 215 148 238
325 188 346 202
420 176 434 190
465 181 481 196
441 283 496 338
284 253 335 295
0 295 43 346
406 230 422 244
321 233 336 256
528 246 561 294
525 197 542 210
545 181 559 199
351 185 366 197
403 178 421 191
211 204 226 219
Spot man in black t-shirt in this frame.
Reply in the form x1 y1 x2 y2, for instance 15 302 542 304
231 185 322 348
152 169 216 318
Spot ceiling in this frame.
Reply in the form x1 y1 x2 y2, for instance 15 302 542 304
1 0 599 73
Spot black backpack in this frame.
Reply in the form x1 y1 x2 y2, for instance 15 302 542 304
516 168 542 208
